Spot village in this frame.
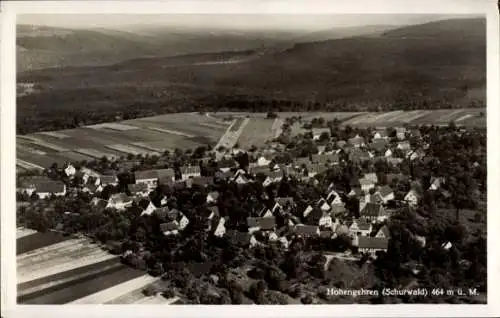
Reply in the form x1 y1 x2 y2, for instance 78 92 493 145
16 116 486 304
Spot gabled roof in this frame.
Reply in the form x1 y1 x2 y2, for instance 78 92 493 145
135 170 159 180
129 183 149 194
295 224 319 235
358 236 389 249
361 203 384 217
155 206 170 219
276 197 294 207
32 180 65 193
100 175 118 184
378 185 394 198
181 166 200 174
259 217 276 230
330 203 346 215
160 221 178 232
348 187 363 197
247 217 259 228
377 225 390 237
352 220 371 231
157 168 175 179
359 178 375 186
312 127 330 136
109 193 133 203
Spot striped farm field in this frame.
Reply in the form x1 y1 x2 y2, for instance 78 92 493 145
237 118 276 148
16 110 485 171
16 229 165 304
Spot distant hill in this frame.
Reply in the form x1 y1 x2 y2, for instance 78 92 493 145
17 18 486 134
16 24 299 72
16 23 408 72
294 24 400 42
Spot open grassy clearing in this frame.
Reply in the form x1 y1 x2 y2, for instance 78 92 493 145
17 238 90 265
17 231 72 255
57 151 95 163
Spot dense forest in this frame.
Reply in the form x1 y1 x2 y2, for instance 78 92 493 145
17 18 485 134
17 122 487 304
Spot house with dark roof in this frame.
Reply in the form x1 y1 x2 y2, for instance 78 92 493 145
376 185 395 204
29 181 66 199
356 236 389 258
206 191 219 204
128 183 150 197
360 203 387 222
311 153 340 165
348 220 372 237
135 170 160 187
180 166 201 180
359 178 376 193
294 224 320 237
160 222 179 236
348 187 363 198
347 135 365 148
247 216 276 234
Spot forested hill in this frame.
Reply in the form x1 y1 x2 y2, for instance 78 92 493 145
17 18 486 134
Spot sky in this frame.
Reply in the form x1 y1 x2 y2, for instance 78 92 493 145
16 13 481 32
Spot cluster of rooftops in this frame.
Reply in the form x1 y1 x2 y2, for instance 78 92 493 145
17 125 463 257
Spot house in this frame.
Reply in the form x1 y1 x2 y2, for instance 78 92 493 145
373 130 388 140
397 141 411 150
259 208 274 218
82 183 102 194
135 170 160 187
359 178 376 193
356 236 389 257
247 216 276 234
256 156 272 166
404 188 422 207
160 222 179 236
348 148 371 163
157 168 176 183
305 163 328 177
347 135 365 148
293 157 311 168
349 220 372 237
363 173 378 184
312 153 339 165
330 203 347 217
428 177 445 191
395 127 406 140
213 217 227 237
376 186 395 204
375 225 390 238
348 187 363 198
312 128 330 140
275 197 295 211
227 230 258 248
368 140 388 153
387 157 404 166
64 164 77 178
317 198 330 212
384 149 393 157
386 173 406 184
189 176 214 188
206 191 219 204
180 166 201 180
90 197 107 209
128 183 150 197
166 209 190 231
141 201 159 216
106 193 133 210
234 173 250 185
294 224 320 237
262 170 283 186
360 203 387 222
336 140 347 148
406 149 425 161
409 129 422 139
29 181 66 199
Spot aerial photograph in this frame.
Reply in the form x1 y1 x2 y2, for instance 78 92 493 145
15 13 486 305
